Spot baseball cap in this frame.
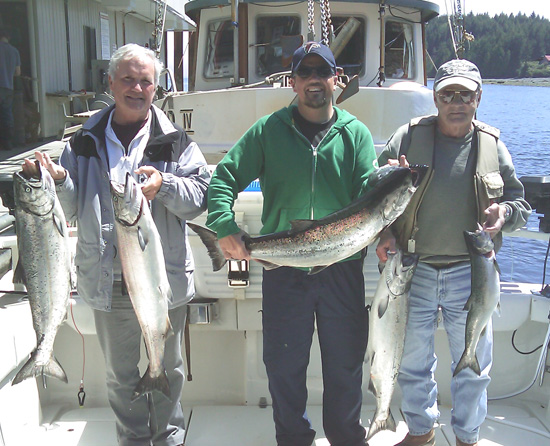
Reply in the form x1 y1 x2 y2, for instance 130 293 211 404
291 42 337 74
434 59 482 92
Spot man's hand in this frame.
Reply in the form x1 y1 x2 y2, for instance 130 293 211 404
375 228 397 263
385 154 409 168
483 203 507 236
218 231 251 261
22 151 66 181
135 166 162 201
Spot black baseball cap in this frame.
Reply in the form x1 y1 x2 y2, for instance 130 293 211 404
291 42 337 74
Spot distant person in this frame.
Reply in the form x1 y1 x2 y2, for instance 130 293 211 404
376 59 531 446
0 28 21 150
206 42 377 446
23 43 211 446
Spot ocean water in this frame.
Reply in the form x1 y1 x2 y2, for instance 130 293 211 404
474 84 550 286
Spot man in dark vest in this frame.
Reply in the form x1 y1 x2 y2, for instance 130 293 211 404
376 59 531 446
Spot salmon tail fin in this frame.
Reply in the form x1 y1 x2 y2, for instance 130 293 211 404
12 352 68 386
366 409 396 441
187 222 227 272
132 368 171 402
454 351 481 377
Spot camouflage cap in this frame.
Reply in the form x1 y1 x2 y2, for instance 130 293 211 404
434 59 482 92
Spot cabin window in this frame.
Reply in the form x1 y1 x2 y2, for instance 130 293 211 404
255 16 301 76
385 20 415 79
204 19 235 78
331 16 366 77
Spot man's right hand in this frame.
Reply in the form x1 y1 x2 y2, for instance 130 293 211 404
375 228 397 263
218 230 251 260
22 151 66 181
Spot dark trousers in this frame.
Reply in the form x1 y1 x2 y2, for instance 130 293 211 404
0 87 14 149
262 260 368 446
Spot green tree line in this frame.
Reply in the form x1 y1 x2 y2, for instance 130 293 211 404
426 13 550 78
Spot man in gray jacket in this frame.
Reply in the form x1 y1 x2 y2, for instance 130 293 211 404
23 44 210 446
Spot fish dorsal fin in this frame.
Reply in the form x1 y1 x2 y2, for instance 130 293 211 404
308 265 329 275
137 226 149 251
289 219 316 234
53 212 65 237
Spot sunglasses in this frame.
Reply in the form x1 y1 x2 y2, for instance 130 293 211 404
295 65 335 79
436 89 479 104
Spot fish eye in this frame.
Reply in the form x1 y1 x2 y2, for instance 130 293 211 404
25 186 31 193
113 196 118 202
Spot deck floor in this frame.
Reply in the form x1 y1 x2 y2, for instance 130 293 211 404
20 401 550 446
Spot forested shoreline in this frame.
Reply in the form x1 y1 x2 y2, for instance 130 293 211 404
425 13 550 79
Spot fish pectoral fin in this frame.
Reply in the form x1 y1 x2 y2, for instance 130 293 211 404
13 260 26 285
166 315 174 338
255 259 281 270
367 377 378 396
289 219 316 234
494 258 502 275
137 226 149 251
463 296 474 311
378 295 390 318
308 265 330 275
53 212 66 237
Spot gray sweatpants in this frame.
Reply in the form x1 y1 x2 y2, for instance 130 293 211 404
94 296 187 446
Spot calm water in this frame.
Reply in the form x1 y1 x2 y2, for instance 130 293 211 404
474 84 549 286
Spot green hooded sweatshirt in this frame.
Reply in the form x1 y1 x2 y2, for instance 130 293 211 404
206 105 378 253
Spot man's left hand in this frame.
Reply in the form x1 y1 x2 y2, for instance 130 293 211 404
483 203 506 236
135 166 162 201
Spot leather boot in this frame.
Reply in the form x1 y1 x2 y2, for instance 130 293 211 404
394 429 435 446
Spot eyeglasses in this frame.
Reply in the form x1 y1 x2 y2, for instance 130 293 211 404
295 65 335 79
436 89 479 104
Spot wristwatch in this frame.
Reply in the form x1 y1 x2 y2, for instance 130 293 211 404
503 205 512 221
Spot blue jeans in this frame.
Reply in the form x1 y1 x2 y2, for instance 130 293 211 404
398 261 493 444
262 260 367 446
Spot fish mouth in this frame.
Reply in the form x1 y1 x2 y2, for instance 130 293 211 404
111 174 143 227
409 164 429 187
15 160 43 183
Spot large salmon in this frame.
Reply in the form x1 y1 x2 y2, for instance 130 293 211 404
189 165 427 274
454 227 500 376
110 173 173 401
12 162 72 386
366 249 418 441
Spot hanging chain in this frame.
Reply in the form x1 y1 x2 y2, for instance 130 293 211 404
319 0 333 46
307 0 315 41
152 0 167 57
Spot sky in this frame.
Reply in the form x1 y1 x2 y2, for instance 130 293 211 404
436 0 550 20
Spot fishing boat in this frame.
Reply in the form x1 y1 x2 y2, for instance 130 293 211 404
1 1 550 445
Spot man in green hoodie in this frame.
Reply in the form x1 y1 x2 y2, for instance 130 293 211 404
206 42 377 446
